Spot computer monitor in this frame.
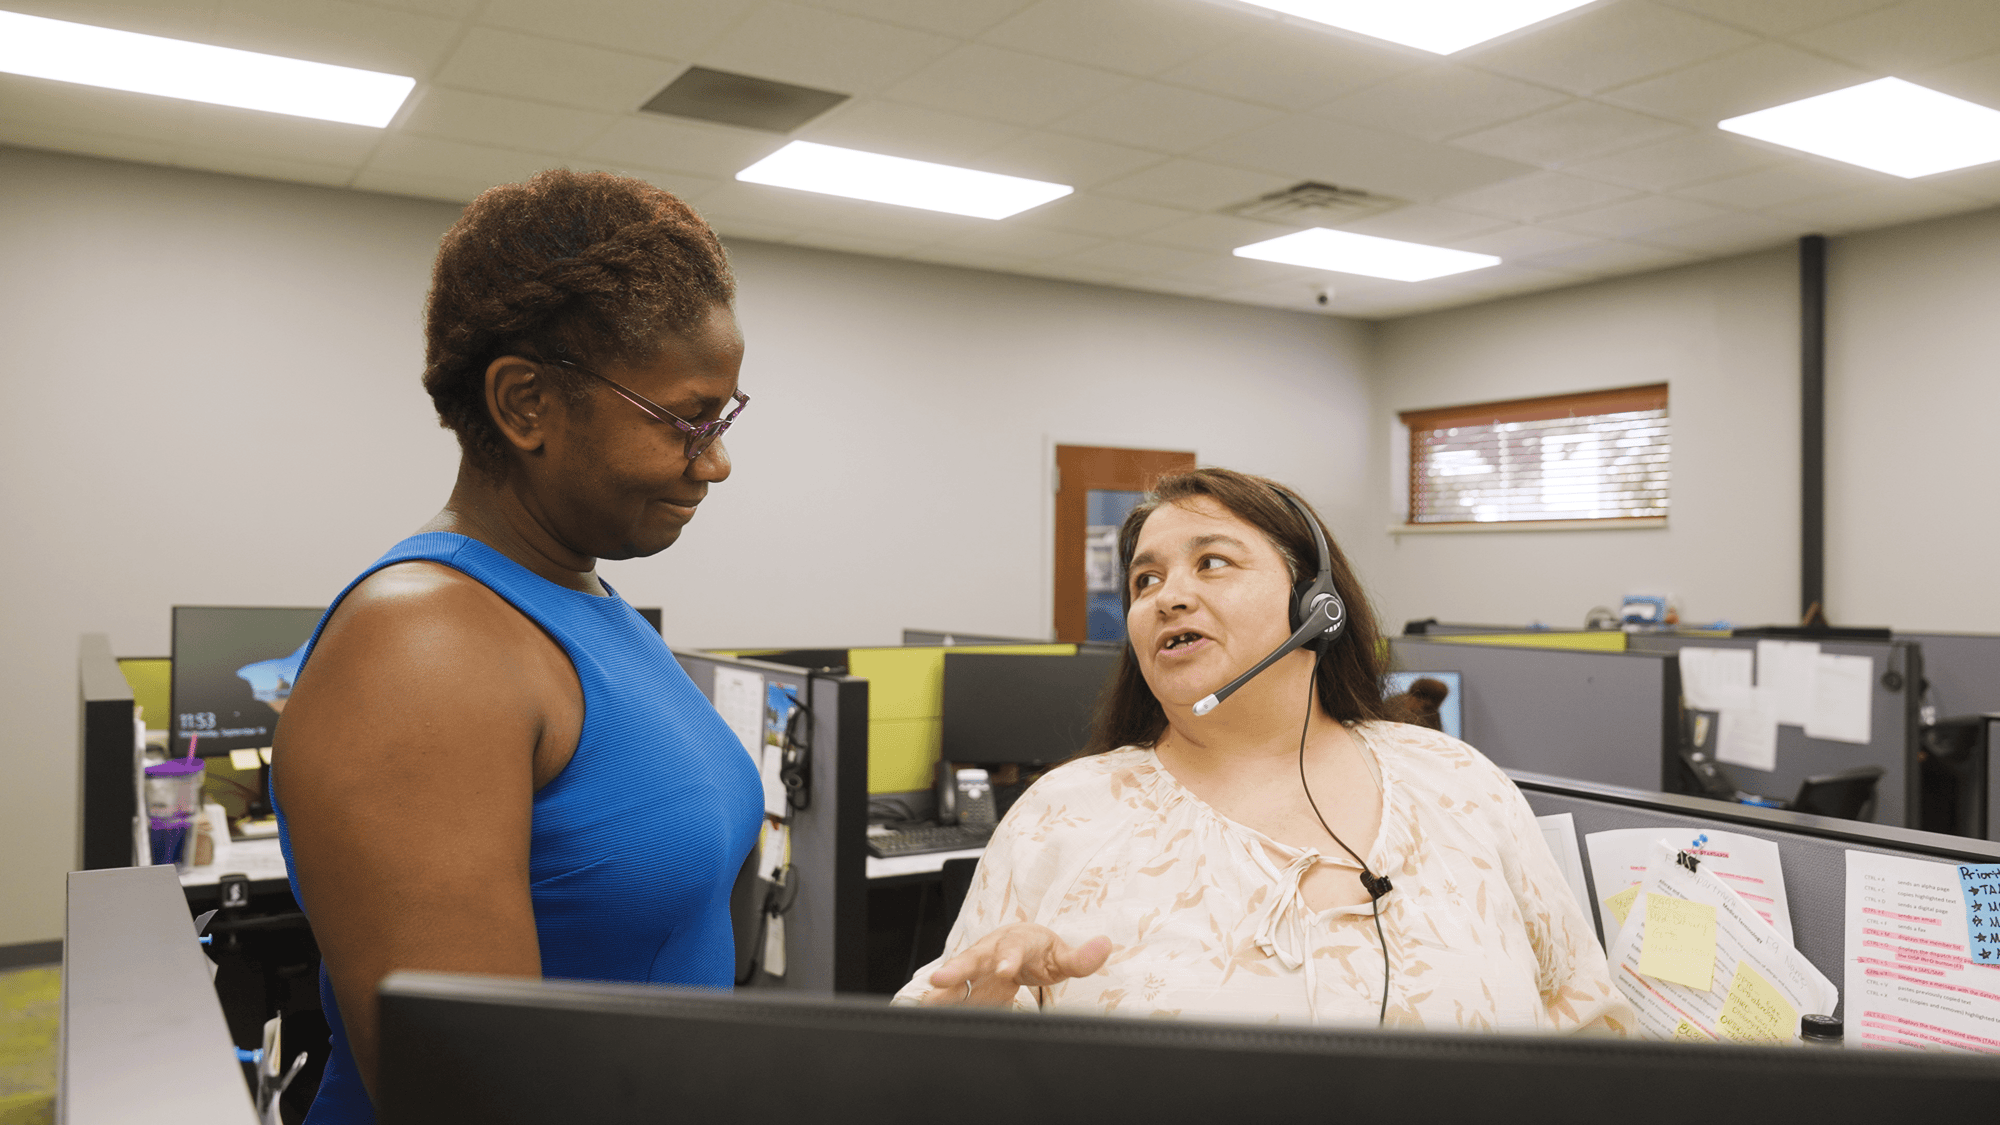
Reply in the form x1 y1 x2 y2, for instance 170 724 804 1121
941 650 1119 766
376 972 1997 1125
169 606 324 759
1383 670 1463 740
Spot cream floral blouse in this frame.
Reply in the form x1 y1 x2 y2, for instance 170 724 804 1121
897 721 1633 1034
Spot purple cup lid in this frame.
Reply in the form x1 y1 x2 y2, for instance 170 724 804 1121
145 759 206 777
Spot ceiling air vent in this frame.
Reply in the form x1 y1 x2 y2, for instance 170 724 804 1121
640 67 848 133
1223 181 1402 225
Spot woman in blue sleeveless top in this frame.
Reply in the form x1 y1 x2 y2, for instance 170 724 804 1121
271 170 762 1125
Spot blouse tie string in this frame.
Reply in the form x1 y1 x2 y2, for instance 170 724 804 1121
1250 847 1322 1021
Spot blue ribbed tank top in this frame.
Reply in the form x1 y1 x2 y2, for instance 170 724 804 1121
272 532 763 1125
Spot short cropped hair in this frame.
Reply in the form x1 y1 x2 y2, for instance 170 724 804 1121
1082 467 1392 755
421 169 735 470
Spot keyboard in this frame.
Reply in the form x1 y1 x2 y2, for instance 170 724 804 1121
866 823 994 859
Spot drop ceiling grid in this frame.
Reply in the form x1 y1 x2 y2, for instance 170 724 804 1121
2 0 2000 318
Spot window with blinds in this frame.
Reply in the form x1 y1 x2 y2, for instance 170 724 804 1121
1401 384 1669 526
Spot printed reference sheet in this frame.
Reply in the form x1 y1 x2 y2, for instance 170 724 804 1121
1585 827 1794 950
1844 851 2000 1053
1610 842 1836 1044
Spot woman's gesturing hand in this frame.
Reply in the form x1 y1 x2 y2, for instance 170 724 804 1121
922 923 1112 1006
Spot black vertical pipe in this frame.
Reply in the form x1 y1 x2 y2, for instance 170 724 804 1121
1800 235 1827 624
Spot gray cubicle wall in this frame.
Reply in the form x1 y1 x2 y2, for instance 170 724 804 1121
1900 631 2000 716
675 652 867 996
77 633 140 871
1388 638 1677 793
1515 769 2000 1019
1626 635 1920 828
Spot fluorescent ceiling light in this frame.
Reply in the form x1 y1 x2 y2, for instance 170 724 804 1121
1236 0 1599 55
1234 228 1499 282
0 10 415 127
1719 78 2000 179
736 141 1072 220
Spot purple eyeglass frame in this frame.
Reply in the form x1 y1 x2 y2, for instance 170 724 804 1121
549 359 748 461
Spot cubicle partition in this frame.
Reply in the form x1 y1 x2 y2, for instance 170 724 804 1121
77 633 141 871
1626 634 1921 827
674 651 868 996
1388 637 1677 792
1899 631 2000 716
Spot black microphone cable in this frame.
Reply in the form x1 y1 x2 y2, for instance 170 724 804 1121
1296 671 1391 1026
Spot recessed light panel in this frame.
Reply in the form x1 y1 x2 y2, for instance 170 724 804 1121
1719 78 2000 179
1234 228 1500 282
736 141 1072 220
1237 0 1599 55
0 10 414 127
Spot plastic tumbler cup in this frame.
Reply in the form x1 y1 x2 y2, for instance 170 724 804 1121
145 759 205 871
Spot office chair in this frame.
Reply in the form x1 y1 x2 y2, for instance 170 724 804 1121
1788 765 1886 821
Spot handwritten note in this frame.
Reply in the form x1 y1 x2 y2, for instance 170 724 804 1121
1962 864 2000 966
1638 893 1718 992
1717 962 1797 1044
1672 1019 1713 1042
1606 883 1641 926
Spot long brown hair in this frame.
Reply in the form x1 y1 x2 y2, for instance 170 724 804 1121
1081 467 1391 754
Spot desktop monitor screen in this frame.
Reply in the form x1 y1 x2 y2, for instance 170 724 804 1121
169 606 324 758
941 651 1119 766
1383 670 1463 740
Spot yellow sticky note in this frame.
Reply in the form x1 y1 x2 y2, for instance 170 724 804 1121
1716 963 1797 1045
1605 882 1641 926
1637 893 1717 992
1672 1019 1713 1042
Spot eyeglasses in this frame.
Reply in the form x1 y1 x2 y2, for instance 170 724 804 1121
547 359 748 461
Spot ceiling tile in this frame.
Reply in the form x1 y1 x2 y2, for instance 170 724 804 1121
1795 0 2000 74
1 1 225 42
363 133 552 189
698 3 959 95
1013 191 1196 237
1136 212 1300 252
1418 262 1586 296
1333 205 1513 243
1913 51 2000 110
1544 193 1732 238
398 88 616 155
977 0 1259 78
1598 43 1873 126
1461 1 1755 95
1314 64 1570 143
165 104 384 165
0 73 199 146
883 45 1132 128
597 167 724 204
709 214 806 243
1157 254 1319 290
1121 274 1227 299
211 0 461 78
0 116 178 168
1562 131 1784 191
1094 158 1292 212
1916 158 2000 202
1635 211 1813 253
1672 163 1888 210
1050 82 1283 154
798 101 1022 163
973 132 1165 190
1449 101 1685 168
806 0 1038 38
898 244 1046 274
1653 0 1898 38
1058 240 1213 274
785 229 929 257
1512 239 1694 274
1195 116 1537 201
1441 171 1642 221
434 28 683 113
350 166 489 203
172 146 357 189
576 115 787 179
935 223 1107 259
1445 224 1602 259
1157 25 1419 112
478 0 754 59
699 180 985 241
1760 183 1983 232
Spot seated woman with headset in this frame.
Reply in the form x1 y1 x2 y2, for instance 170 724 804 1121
897 468 1632 1032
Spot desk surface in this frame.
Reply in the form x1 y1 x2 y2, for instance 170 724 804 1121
866 847 983 881
178 835 287 887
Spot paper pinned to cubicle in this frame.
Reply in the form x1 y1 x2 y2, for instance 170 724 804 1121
1804 653 1873 744
1715 705 1777 772
1755 640 1820 727
1844 852 2000 1053
1678 647 1755 713
711 666 764 763
1585 827 1794 949
1536 814 1594 938
1609 842 1835 1043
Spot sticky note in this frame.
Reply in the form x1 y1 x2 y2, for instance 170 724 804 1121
1960 864 2000 967
229 748 262 771
1605 883 1641 926
1672 1019 1713 1042
1637 893 1718 992
1716 963 1797 1044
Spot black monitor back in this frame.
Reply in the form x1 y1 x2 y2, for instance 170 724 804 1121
941 650 1118 765
377 972 1997 1125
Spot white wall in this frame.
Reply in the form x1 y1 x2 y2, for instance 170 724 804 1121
0 145 1372 945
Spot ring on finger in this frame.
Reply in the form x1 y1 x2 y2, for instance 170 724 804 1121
963 980 973 1002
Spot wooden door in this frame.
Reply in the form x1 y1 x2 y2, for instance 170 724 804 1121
1053 445 1197 644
